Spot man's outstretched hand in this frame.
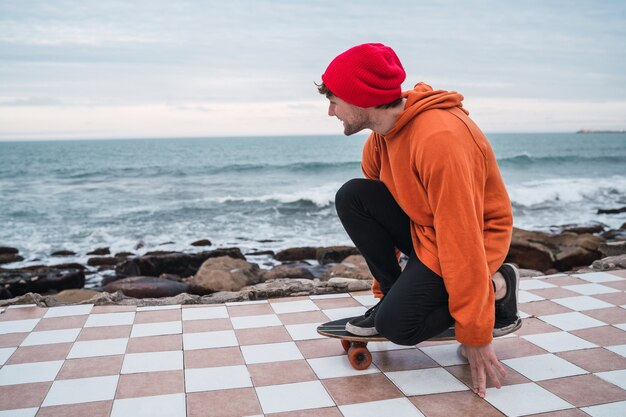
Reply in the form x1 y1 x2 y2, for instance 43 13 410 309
462 342 507 398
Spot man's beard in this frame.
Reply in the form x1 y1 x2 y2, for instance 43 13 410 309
342 112 369 136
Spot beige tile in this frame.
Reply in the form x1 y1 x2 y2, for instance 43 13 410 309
227 303 274 317
312 298 361 310
0 307 46 321
248 360 317 387
445 363 530 389
0 332 28 347
557 348 626 372
267 408 343 417
183 318 232 333
410 391 505 417
271 296 311 303
538 374 626 407
57 355 123 379
322 373 403 405
519 300 573 316
603 280 626 291
0 381 51 409
91 305 137 313
235 326 292 345
295 338 346 359
77 325 131 341
126 334 182 353
279 311 330 325
37 400 112 417
372 348 438 372
584 307 626 324
514 318 561 336
184 347 244 368
186 387 262 417
526 409 590 417
543 276 588 286
134 309 181 324
594 292 626 305
116 370 184 399
33 315 87 331
572 326 626 346
608 270 626 279
493 336 549 360
7 342 72 364
529 287 581 299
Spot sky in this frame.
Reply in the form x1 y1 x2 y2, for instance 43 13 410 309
0 0 625 140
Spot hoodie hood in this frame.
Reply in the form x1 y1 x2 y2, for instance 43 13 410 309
385 82 468 137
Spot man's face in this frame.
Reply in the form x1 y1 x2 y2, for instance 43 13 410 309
327 96 370 136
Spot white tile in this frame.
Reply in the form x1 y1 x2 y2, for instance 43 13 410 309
181 306 228 321
574 272 624 283
537 273 567 279
231 314 282 329
0 347 16 365
111 393 186 417
0 319 40 335
255 381 334 414
340 398 425 417
44 304 93 318
241 341 303 364
386 367 468 396
368 341 413 352
502 353 587 381
42 375 118 406
131 321 181 338
84 312 136 327
285 322 325 341
0 408 38 417
20 328 81 346
518 309 531 319
322 306 367 321
582 400 626 417
596 369 626 390
0 360 63 385
520 280 557 290
225 300 268 306
136 305 180 311
607 344 626 357
420 343 467 366
518 290 545 303
522 331 597 353
182 330 238 350
352 294 379 306
7 304 38 308
121 350 183 374
270 299 319 314
563 283 619 295
309 293 351 300
484 383 573 417
67 337 128 359
538 312 606 331
552 296 614 311
307 355 379 379
185 365 252 392
615 323 626 332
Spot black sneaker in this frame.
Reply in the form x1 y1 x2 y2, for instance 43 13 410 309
345 302 380 337
494 263 522 337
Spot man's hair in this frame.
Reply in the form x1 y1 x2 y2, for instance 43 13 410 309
316 82 403 109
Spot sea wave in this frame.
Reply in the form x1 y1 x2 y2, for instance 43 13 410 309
498 154 625 167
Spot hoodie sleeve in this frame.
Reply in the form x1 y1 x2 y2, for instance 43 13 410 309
418 129 495 346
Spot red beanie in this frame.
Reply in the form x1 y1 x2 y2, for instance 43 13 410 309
322 43 406 108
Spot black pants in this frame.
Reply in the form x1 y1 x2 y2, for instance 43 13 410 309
335 178 454 345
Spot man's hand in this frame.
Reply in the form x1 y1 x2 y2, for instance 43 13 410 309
462 342 507 398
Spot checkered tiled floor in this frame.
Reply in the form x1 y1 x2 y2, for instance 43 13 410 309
2 270 626 417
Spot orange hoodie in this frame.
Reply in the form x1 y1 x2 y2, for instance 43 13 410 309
361 83 513 346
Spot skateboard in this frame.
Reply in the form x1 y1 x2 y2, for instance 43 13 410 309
317 316 520 370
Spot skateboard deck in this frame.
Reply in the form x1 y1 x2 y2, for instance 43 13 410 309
317 316 521 370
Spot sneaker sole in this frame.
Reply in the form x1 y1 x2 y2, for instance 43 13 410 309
345 321 379 337
492 317 522 337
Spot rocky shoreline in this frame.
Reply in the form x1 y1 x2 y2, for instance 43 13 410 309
1 223 625 308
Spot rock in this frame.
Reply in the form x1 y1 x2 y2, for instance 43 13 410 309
143 251 178 256
87 247 110 256
104 276 191 298
188 256 262 294
243 278 316 299
0 253 24 264
506 237 554 272
52 289 100 303
275 247 317 262
0 268 85 299
191 239 212 247
591 255 626 271
599 241 626 257
326 277 373 292
51 250 77 257
327 255 373 280
262 263 315 280
245 250 275 256
115 248 245 278
597 206 626 214
518 268 545 278
552 223 606 235
316 246 360 265
87 257 120 267
115 252 135 258
0 247 19 255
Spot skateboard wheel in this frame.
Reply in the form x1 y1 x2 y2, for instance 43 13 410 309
347 345 372 370
341 339 351 353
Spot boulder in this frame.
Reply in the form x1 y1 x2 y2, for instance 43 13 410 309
262 263 315 280
87 247 110 256
51 250 76 257
188 256 262 294
245 250 275 256
326 277 373 292
316 246 360 265
0 253 24 264
553 223 606 235
327 255 373 280
191 239 212 247
275 247 318 262
243 278 316 299
599 241 626 257
52 289 100 303
0 247 19 255
115 248 245 278
115 252 135 258
104 276 190 298
87 257 120 267
0 268 85 299
597 206 626 215
591 255 626 271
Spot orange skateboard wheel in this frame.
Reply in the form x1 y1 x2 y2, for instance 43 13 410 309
341 339 351 352
347 344 372 370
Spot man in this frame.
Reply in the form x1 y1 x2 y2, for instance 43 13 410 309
318 43 521 398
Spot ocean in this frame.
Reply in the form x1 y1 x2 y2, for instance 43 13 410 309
1 133 625 275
